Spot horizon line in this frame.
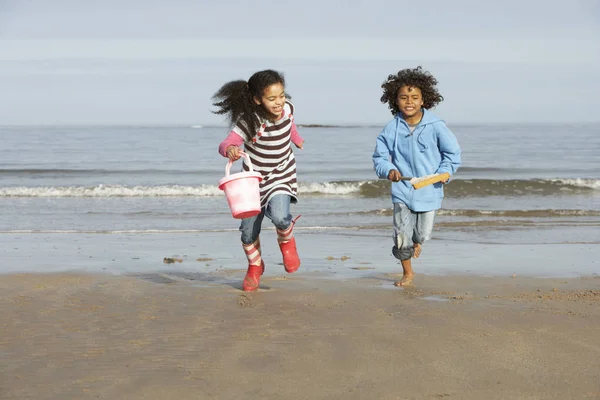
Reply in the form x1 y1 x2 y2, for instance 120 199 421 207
2 121 600 129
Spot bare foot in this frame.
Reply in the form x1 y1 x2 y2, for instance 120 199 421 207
394 273 414 287
412 243 422 258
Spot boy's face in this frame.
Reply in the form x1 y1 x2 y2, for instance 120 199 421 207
396 85 423 119
254 82 286 120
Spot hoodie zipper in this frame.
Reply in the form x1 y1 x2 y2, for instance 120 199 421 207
405 121 417 205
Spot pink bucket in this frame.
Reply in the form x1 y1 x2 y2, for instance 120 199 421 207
218 152 263 219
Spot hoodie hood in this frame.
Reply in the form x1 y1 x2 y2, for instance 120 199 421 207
396 109 443 153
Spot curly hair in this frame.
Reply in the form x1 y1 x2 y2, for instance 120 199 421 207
380 66 444 116
212 69 287 139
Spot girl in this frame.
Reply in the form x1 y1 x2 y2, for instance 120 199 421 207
214 69 305 292
372 66 461 287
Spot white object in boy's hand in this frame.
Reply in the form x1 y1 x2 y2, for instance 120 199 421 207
389 171 451 189
409 173 451 189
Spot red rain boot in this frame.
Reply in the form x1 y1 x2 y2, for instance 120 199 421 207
242 238 264 292
279 237 300 273
242 261 265 292
277 216 301 273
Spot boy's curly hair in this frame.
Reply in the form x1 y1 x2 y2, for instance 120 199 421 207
380 66 444 116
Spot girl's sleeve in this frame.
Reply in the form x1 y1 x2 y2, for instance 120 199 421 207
284 101 304 146
435 123 461 175
290 122 304 146
218 130 245 157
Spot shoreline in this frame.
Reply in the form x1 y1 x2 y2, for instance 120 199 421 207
1 229 599 278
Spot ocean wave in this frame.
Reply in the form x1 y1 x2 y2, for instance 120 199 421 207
300 182 362 195
0 178 598 198
0 168 216 176
3 166 583 177
354 208 600 218
360 178 600 198
0 226 364 234
457 167 599 174
0 184 223 197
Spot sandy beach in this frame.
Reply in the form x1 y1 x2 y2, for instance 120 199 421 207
1 271 599 400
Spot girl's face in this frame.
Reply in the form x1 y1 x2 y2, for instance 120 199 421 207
396 85 424 119
255 82 286 120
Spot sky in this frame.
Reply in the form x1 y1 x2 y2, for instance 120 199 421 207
0 0 599 125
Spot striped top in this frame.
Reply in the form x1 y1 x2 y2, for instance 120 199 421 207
231 101 299 207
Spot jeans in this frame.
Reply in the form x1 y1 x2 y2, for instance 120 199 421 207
392 202 436 261
240 194 293 244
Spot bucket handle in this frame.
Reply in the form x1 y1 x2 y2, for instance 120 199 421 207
225 151 255 177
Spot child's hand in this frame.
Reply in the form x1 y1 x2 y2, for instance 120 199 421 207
388 170 402 182
226 146 241 161
295 141 304 150
439 172 451 184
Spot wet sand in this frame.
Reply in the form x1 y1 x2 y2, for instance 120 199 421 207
1 271 599 400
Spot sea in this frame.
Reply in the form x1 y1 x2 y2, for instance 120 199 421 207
1 124 599 279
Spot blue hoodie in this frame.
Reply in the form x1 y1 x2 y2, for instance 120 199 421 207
372 109 461 212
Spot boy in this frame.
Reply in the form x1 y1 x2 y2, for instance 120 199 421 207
372 66 461 286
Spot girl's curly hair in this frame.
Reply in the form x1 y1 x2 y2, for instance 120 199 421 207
380 66 444 116
211 69 286 139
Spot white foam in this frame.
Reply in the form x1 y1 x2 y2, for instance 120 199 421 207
299 182 362 195
0 182 366 198
550 178 600 190
0 184 223 197
0 178 596 198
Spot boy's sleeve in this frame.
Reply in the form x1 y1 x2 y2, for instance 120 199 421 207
372 129 395 179
435 123 461 175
